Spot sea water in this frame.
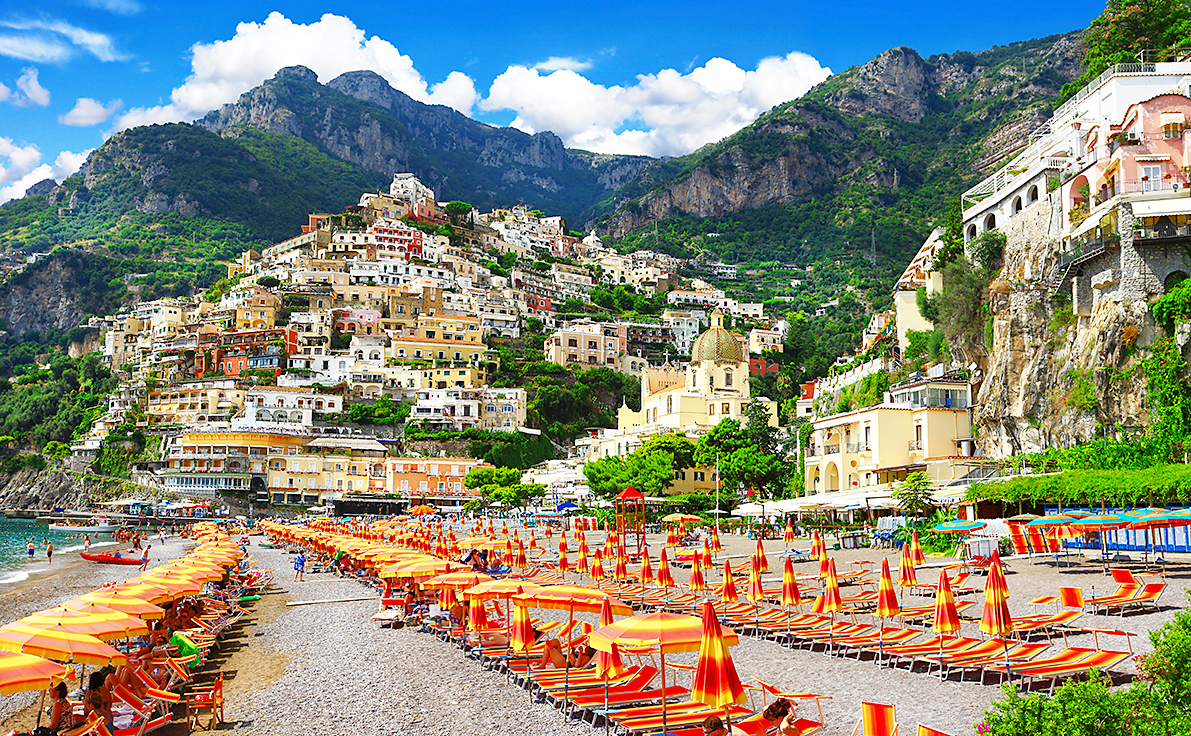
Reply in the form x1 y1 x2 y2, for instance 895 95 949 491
0 517 120 585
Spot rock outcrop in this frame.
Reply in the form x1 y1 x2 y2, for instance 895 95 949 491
0 469 84 509
0 256 88 336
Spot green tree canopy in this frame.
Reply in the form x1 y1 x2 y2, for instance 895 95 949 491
639 434 696 471
1063 0 1191 99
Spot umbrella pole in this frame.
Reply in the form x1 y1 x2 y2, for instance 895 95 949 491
36 687 45 729
660 651 667 734
563 602 573 721
604 674 610 736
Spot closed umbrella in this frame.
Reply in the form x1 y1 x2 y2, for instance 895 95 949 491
711 528 722 557
639 552 654 587
591 549 606 581
747 558 765 629
718 560 738 612
557 539 570 575
666 525 678 548
754 537 770 574
874 558 900 657
931 569 962 664
701 539 713 569
784 519 796 546
909 530 928 565
897 542 919 589
812 558 844 647
657 548 677 590
593 598 624 736
688 554 707 594
690 600 748 732
614 545 629 583
509 596 535 703
979 550 1014 677
780 556 802 643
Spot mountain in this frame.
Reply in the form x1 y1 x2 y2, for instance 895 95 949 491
197 65 652 224
597 34 1084 268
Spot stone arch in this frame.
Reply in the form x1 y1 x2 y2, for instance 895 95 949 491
1070 174 1090 211
289 410 302 421
1012 196 1023 214
824 462 840 492
983 213 997 232
966 223 977 241
1165 271 1190 292
1028 185 1039 203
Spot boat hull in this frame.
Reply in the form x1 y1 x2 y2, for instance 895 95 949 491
80 552 142 565
49 524 118 532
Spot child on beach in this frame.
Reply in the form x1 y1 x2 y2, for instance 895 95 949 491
84 534 91 553
294 551 305 582
26 539 33 560
139 544 151 571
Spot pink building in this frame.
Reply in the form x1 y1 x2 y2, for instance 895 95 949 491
334 309 382 335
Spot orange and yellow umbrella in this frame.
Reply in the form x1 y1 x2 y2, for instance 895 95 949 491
514 540 528 568
932 569 961 637
780 556 802 609
0 650 74 695
897 543 919 588
909 530 927 566
690 600 747 730
979 551 1013 639
19 608 149 641
812 558 843 616
711 528 722 556
874 558 900 655
657 548 677 589
688 554 707 593
423 571 491 590
718 560 738 606
591 549 606 580
68 593 164 620
613 548 629 583
747 559 765 605
513 586 632 617
557 540 570 575
467 596 490 633
784 519 796 545
753 538 770 574
0 624 126 666
666 526 678 548
576 546 590 577
639 553 654 586
701 539 713 569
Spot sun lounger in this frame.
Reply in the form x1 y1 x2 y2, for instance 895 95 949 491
852 701 897 736
1088 581 1141 613
1000 648 1131 693
897 599 975 624
832 628 921 659
535 665 658 694
750 678 830 736
566 685 689 712
1011 610 1083 640
605 700 754 734
879 636 983 669
1096 582 1165 616
793 622 873 649
917 725 955 736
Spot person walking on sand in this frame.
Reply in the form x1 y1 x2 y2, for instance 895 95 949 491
46 540 53 563
293 551 305 582
84 534 91 553
138 544 151 572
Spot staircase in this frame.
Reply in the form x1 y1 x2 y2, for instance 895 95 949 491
1047 239 1115 296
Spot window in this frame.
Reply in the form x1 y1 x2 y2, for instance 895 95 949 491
568 338 577 347
722 402 730 414
426 330 436 339
588 340 597 349
708 403 715 416
1165 123 1184 139
724 371 733 387
694 471 705 481
667 396 673 413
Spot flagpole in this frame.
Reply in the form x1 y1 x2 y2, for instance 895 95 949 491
716 452 721 537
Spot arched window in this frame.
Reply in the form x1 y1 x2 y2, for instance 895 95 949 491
667 396 673 413
966 224 977 241
1013 196 1022 214
984 213 996 232
1028 185 1039 203
724 370 733 387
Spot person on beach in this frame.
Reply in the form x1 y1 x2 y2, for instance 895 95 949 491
83 534 91 553
85 672 113 730
46 540 52 563
530 640 594 670
139 544 151 571
294 551 305 581
731 698 798 735
702 716 728 736
27 539 34 560
49 681 79 732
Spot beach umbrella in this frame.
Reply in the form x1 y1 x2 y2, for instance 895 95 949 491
662 513 703 523
979 550 1014 675
438 585 459 613
711 528 722 556
812 558 844 647
747 558 765 604
666 525 678 548
690 600 748 732
639 552 654 587
896 543 918 588
66 593 164 621
810 531 822 560
423 571 490 590
0 624 126 667
509 596 536 703
590 549 606 580
874 558 900 656
718 560 739 611
931 569 962 664
603 532 615 560
701 539 713 569
688 554 707 594
591 609 737 735
817 547 831 579
19 609 149 641
557 539 569 575
678 521 688 541
463 578 543 680
780 556 802 643
614 546 629 583
0 650 74 695
592 602 625 736
576 545 590 577
753 538 770 574
109 583 175 605
514 540 528 568
1074 514 1131 571
657 548 677 590
909 530 928 565
784 519 796 545
467 596 490 634
514 587 632 717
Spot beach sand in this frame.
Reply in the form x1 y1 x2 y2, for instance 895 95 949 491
219 526 1191 736
0 533 189 732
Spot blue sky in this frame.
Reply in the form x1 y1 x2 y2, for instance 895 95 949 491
0 1 1102 203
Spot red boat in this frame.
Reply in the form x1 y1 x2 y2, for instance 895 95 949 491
80 552 142 565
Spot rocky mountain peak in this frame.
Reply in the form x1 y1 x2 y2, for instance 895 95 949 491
823 46 936 123
273 65 319 83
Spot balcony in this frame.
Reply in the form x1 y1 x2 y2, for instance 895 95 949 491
846 443 870 454
823 443 840 455
1134 223 1191 241
908 440 923 452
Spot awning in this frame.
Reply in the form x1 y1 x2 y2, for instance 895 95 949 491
1135 154 1171 162
1068 211 1111 240
1161 112 1186 126
1131 197 1191 217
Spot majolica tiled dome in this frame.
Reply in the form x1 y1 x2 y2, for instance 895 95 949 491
690 325 744 362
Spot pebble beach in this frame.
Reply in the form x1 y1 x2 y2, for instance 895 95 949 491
209 528 1191 736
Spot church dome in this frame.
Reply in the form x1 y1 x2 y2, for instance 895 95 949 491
690 325 745 363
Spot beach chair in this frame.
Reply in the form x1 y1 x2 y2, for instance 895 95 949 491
945 641 1052 683
880 636 983 669
917 725 955 736
1010 649 1131 693
61 713 107 736
751 678 830 736
1011 609 1083 640
605 699 753 734
915 638 1020 678
1028 586 1084 613
1100 582 1165 616
833 628 921 659
1056 626 1138 653
1088 582 1141 614
185 673 224 730
851 701 897 736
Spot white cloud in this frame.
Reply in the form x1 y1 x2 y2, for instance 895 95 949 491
0 144 90 204
13 67 49 106
60 97 122 126
112 12 478 132
534 57 592 72
0 82 8 102
0 18 124 62
482 51 831 157
82 0 142 15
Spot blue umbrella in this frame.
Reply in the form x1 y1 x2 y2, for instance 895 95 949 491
556 502 580 512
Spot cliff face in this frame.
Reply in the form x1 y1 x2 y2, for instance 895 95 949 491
601 34 1083 239
0 256 88 336
0 469 84 509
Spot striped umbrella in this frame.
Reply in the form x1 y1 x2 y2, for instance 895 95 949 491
812 531 825 562
62 597 164 622
691 600 748 732
678 521 688 540
666 525 678 548
593 598 624 736
979 550 1013 639
1073 514 1131 569
557 539 570 575
19 608 150 641
688 554 707 593
509 594 536 702
657 548 677 589
718 560 739 608
613 547 629 583
438 585 459 612
817 546 831 579
909 530 928 565
874 558 900 655
603 532 615 560
754 538 770 574
467 596 490 633
591 549 606 580
0 650 74 695
780 555 802 642
747 558 765 605
896 543 918 588
423 571 491 590
576 545 590 577
931 568 962 664
711 528 722 556
701 539 713 569
0 624 127 666
514 540 528 568
784 519 796 545
639 552 654 587
592 609 737 735
816 558 844 645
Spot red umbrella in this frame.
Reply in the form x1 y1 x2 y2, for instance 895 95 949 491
688 554 707 593
657 548 677 589
690 600 748 731
753 537 770 574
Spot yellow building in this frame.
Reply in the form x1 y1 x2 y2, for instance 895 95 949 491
804 376 975 493
267 436 389 504
233 288 282 331
583 310 778 461
160 429 305 496
147 378 246 426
